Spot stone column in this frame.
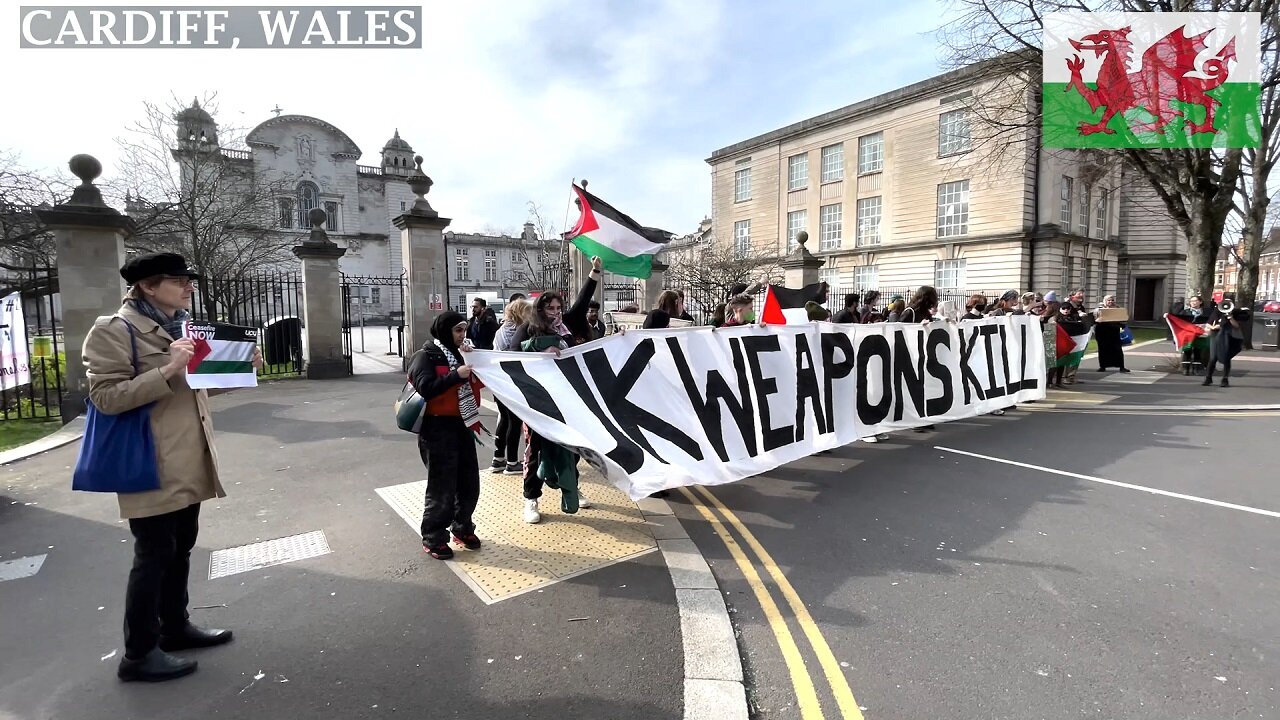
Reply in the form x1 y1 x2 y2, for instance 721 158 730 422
393 156 451 357
35 154 135 422
780 230 825 289
292 208 348 379
642 261 668 311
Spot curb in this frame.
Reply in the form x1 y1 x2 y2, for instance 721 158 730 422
478 397 749 720
0 416 86 467
1032 402 1280 412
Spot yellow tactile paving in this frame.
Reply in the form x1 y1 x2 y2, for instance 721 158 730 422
376 467 657 604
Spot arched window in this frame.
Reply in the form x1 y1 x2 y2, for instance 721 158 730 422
297 181 319 227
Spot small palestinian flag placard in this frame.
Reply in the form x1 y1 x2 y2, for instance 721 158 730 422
183 321 259 390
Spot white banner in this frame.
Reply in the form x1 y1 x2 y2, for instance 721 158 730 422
469 317 1047 500
0 292 31 389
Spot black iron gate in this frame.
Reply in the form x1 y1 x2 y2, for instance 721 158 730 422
189 270 305 378
0 261 64 421
341 272 407 375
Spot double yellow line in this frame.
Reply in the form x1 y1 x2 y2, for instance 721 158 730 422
680 485 865 720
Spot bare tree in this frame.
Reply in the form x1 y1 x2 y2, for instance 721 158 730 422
0 151 70 298
936 0 1278 305
113 94 294 320
662 231 782 310
503 201 566 292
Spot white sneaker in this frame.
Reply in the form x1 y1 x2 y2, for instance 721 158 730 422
863 433 888 443
523 499 541 524
578 493 592 509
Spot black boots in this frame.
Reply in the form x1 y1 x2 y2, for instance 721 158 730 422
158 624 234 652
117 648 197 683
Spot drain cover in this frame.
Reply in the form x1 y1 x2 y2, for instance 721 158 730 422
208 530 331 580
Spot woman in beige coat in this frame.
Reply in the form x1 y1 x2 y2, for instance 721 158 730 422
83 252 261 683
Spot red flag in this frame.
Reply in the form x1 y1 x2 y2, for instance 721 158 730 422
1164 313 1207 351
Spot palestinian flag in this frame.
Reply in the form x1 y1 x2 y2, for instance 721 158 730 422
183 321 259 390
1165 312 1209 351
1043 12 1261 149
761 283 825 325
1055 320 1092 368
567 184 672 279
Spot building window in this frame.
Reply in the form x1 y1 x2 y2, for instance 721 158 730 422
934 259 966 290
853 265 878 289
1062 256 1075 290
297 182 319 227
936 180 970 238
1060 176 1073 227
788 154 808 191
856 196 882 247
938 109 972 156
733 220 751 259
819 203 843 251
820 143 844 183
278 198 294 229
1097 260 1108 297
455 248 469 281
400 201 406 212
820 268 840 287
857 133 883 174
1094 189 1109 239
324 201 339 231
787 210 807 253
1078 186 1091 236
371 287 381 305
734 168 752 202
484 249 498 281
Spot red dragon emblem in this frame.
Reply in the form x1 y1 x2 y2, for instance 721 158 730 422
1065 25 1237 136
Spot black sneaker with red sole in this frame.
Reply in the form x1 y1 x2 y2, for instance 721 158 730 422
452 532 482 550
423 543 454 560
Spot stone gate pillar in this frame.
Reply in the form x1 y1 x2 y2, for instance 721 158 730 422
36 154 135 422
780 230 825 289
642 260 668 311
293 208 348 379
394 156 451 358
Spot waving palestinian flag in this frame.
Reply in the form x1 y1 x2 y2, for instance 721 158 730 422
1055 320 1092 368
567 184 672 280
1165 313 1209 351
761 283 826 325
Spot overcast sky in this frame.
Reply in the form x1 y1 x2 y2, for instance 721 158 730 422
1 0 956 237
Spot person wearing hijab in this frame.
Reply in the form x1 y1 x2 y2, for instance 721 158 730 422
83 253 262 683
408 311 485 560
1092 294 1130 373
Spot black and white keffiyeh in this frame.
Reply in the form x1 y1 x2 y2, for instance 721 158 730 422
434 338 483 435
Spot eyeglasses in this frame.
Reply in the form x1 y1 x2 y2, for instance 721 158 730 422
162 276 198 288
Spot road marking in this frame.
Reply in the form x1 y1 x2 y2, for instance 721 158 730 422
678 487 826 720
936 446 1280 519
208 531 332 580
692 486 866 720
0 554 46 582
1021 407 1280 417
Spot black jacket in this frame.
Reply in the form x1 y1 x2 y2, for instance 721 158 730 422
467 310 499 350
407 344 466 408
832 308 859 324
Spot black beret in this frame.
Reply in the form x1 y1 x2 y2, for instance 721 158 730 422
120 252 202 285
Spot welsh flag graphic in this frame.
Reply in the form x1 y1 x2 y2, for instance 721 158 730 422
1055 320 1092 368
1164 312 1209 351
1043 12 1261 148
183 321 259 390
567 184 673 280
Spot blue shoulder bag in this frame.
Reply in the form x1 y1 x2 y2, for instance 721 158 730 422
72 318 161 494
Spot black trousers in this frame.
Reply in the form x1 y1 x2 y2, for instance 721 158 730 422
493 399 521 462
418 416 480 546
1205 338 1244 380
124 503 201 659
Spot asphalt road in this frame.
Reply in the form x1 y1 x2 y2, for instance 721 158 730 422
675 407 1279 720
0 375 682 720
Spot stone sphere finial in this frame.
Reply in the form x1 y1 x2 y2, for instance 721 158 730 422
796 229 809 247
309 207 327 228
69 154 102 186
414 155 424 172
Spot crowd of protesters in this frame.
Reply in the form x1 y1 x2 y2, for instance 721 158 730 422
405 263 1247 564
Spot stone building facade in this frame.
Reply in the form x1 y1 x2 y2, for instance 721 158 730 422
707 58 1187 320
